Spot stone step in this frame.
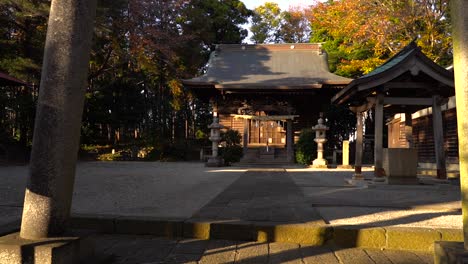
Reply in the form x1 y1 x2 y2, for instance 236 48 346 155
67 215 462 252
417 168 460 179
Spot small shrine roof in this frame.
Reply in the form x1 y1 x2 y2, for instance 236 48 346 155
183 43 351 93
332 42 454 107
0 72 30 87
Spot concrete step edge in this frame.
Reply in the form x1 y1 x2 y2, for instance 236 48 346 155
68 215 463 252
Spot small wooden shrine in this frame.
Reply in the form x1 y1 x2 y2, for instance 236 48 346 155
332 42 455 180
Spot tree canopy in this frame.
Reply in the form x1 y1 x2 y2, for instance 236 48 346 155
308 0 452 77
250 2 310 44
0 0 455 161
0 0 251 160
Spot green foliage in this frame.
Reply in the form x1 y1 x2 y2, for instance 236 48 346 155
222 129 241 146
250 2 282 43
295 129 316 165
181 0 252 45
220 129 243 165
220 146 243 165
0 1 49 148
97 151 122 161
324 105 356 150
250 3 310 44
309 0 452 77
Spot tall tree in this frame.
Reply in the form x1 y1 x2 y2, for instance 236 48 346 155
81 0 252 148
250 2 282 43
309 0 452 77
277 7 311 43
0 1 49 148
0 0 49 83
250 3 311 44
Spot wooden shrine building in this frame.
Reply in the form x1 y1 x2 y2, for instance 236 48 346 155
332 42 454 180
183 43 351 164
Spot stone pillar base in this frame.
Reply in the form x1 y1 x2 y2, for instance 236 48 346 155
310 164 329 169
345 178 367 187
312 158 328 166
311 158 328 168
205 157 225 167
386 176 420 185
352 173 364 180
373 177 386 183
434 241 468 264
337 165 353 169
0 232 93 264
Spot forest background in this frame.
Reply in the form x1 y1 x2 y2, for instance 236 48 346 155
0 0 452 162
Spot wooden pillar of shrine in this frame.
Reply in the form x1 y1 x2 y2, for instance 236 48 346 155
374 93 385 181
432 95 447 179
353 111 364 180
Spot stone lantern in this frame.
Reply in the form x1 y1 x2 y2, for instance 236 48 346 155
206 116 225 167
312 113 329 168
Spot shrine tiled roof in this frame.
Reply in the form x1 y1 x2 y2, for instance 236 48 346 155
361 42 416 78
182 43 351 91
0 72 30 87
331 41 454 106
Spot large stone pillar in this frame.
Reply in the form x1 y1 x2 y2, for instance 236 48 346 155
286 119 294 162
374 94 385 181
353 111 364 180
452 1 468 250
404 112 413 148
434 2 468 261
432 95 447 179
20 0 97 239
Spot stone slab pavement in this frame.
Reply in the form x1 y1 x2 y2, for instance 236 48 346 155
91 234 434 264
0 162 463 252
0 162 246 223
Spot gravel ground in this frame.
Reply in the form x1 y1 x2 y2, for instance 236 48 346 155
0 162 462 229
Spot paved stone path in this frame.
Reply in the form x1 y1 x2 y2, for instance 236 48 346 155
190 168 460 229
93 234 434 264
191 169 322 223
0 163 460 229
0 162 462 256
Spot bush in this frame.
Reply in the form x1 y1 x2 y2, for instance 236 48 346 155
97 151 122 161
220 129 243 165
295 128 317 165
220 145 243 165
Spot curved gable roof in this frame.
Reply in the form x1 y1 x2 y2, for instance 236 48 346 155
0 72 30 87
332 42 454 106
183 43 351 91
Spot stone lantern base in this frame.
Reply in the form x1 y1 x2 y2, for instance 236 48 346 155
311 158 328 168
206 157 225 167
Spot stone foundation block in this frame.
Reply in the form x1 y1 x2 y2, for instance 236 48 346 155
183 220 211 240
383 148 418 185
0 232 91 264
434 241 468 264
438 228 464 242
205 157 225 167
210 221 254 241
386 227 441 251
256 223 332 245
115 217 183 237
337 165 353 169
70 214 116 233
333 226 386 249
310 164 329 169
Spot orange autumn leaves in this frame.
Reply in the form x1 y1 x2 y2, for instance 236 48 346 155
308 0 451 77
